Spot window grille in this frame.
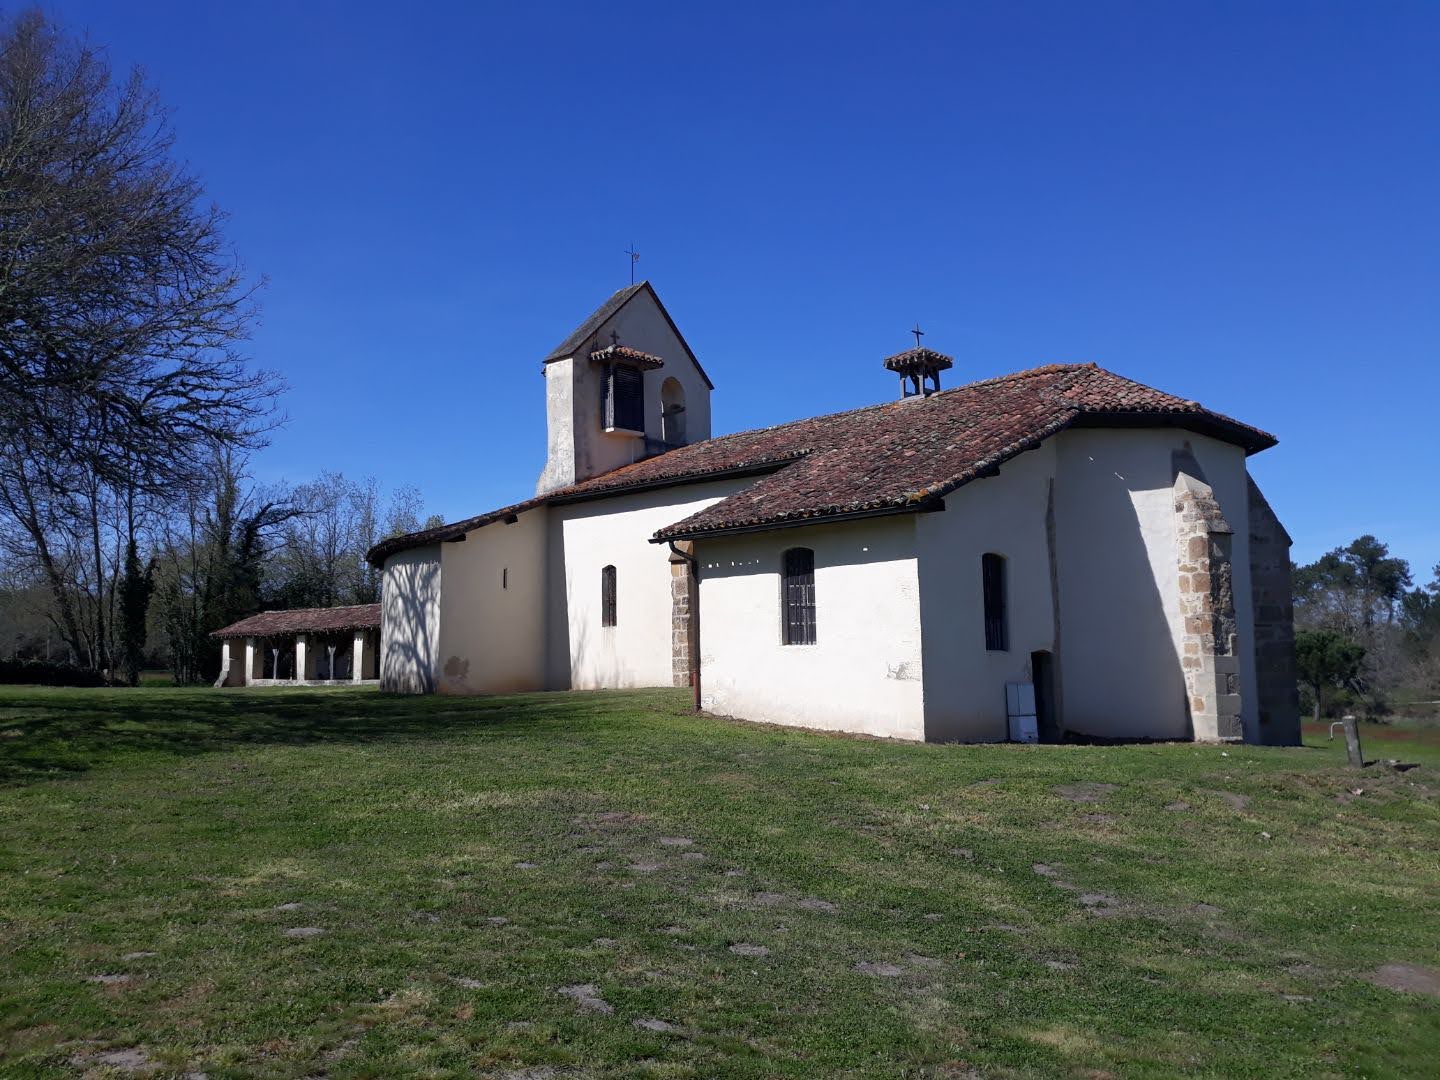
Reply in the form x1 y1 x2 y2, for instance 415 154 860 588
781 547 816 645
982 553 1008 651
601 564 617 627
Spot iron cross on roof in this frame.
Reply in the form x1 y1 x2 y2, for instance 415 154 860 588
911 324 925 349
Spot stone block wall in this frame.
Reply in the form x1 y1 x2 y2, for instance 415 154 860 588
1247 476 1301 745
670 544 695 688
1175 473 1243 741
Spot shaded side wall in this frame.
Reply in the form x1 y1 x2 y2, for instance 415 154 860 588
1052 429 1256 740
697 516 926 740
1247 476 1301 745
436 507 548 694
381 545 442 693
915 442 1057 742
551 479 747 690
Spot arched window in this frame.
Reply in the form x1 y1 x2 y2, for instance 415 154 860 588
660 377 687 446
601 565 617 627
781 547 816 645
982 553 1008 651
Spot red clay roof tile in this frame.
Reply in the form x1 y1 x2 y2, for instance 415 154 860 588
210 604 380 639
365 363 1274 563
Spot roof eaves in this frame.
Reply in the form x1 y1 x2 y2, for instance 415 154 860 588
541 283 646 364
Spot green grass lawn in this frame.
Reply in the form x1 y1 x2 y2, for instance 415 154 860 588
0 687 1437 1078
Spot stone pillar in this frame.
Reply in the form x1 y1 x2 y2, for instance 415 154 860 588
1174 473 1242 742
1247 477 1301 745
215 640 232 688
245 637 260 684
669 542 695 688
295 634 313 682
352 629 366 682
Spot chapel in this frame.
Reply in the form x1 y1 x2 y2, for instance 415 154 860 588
367 282 1299 745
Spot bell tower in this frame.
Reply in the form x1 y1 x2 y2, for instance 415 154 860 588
535 282 714 495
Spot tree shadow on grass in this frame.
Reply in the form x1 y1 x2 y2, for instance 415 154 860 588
0 686 688 787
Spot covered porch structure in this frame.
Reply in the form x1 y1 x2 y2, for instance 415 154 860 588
211 604 381 687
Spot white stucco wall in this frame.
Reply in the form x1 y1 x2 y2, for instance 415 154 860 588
1051 428 1254 739
436 508 549 694
697 516 926 740
915 442 1058 742
553 479 747 690
537 289 713 494
380 544 442 693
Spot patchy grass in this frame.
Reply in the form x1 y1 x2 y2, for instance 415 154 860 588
0 685 1437 1078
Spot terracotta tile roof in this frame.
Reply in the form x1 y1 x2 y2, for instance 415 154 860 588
882 346 955 375
543 283 646 363
541 280 714 389
366 363 1275 564
589 343 664 370
210 604 381 639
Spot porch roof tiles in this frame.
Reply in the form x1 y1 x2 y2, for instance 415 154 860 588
211 604 381 639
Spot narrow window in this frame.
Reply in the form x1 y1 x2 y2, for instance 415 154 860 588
781 547 816 645
602 364 644 432
601 564 617 627
502 567 508 590
982 553 1008 651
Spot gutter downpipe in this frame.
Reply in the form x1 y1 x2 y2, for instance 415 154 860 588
667 540 702 712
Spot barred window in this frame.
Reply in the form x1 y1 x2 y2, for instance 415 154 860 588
602 363 644 432
781 547 816 646
982 553 1008 651
601 565 617 627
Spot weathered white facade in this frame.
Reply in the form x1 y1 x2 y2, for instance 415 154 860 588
371 284 1299 746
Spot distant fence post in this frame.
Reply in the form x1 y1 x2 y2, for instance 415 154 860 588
1342 716 1364 769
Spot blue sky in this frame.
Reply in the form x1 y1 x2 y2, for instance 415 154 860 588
50 1 1440 579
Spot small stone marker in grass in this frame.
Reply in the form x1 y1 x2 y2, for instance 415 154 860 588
796 897 838 914
728 943 770 957
633 1018 679 1033
854 961 904 977
284 927 325 938
558 983 613 1013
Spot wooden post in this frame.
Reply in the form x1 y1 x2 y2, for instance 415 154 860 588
1343 716 1364 768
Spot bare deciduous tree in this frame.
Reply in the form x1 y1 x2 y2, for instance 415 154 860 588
0 9 281 672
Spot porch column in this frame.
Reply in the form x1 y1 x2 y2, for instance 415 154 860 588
295 634 309 683
216 640 232 688
352 629 366 682
244 636 259 685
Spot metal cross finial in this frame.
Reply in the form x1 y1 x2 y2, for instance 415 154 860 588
610 329 619 346
911 324 925 349
625 243 640 285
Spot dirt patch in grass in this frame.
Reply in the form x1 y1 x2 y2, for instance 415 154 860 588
1366 963 1440 997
